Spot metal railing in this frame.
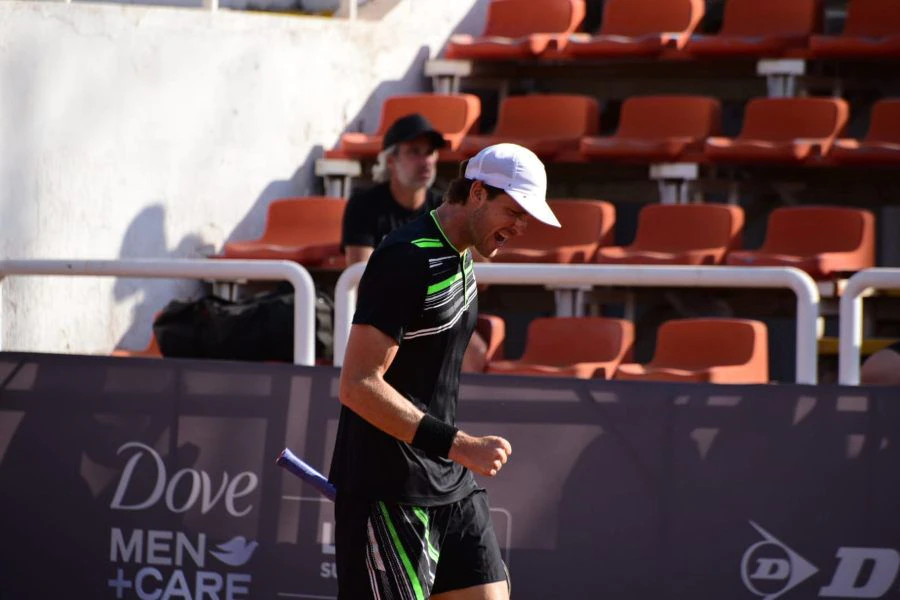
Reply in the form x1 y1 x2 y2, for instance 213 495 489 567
0 259 317 365
838 268 900 385
334 263 821 384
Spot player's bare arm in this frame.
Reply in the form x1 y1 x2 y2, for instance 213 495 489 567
339 323 423 443
339 323 511 477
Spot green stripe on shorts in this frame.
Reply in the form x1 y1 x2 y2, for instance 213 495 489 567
379 501 426 600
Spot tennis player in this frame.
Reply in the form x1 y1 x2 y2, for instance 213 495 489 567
329 143 560 599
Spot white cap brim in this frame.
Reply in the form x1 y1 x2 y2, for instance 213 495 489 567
507 189 561 228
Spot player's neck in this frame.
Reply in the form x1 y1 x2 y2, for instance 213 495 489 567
390 180 427 211
433 203 470 253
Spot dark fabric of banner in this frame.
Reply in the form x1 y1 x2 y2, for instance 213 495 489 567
0 352 898 600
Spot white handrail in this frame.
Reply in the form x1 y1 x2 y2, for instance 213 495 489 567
0 259 317 366
334 261 366 367
334 263 821 384
838 268 900 385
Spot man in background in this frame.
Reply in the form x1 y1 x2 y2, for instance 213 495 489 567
341 113 446 265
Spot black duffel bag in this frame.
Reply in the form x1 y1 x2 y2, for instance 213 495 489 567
152 287 333 363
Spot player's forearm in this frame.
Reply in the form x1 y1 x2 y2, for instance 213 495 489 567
339 374 424 443
340 374 510 474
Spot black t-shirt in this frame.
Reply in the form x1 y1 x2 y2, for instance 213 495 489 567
341 182 444 252
329 211 478 505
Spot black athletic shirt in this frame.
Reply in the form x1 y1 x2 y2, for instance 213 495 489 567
341 182 444 252
329 210 478 505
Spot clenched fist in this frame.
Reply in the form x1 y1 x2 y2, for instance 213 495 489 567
449 431 512 477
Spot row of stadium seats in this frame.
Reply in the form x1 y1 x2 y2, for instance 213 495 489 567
217 197 876 280
329 93 900 166
466 314 768 383
447 0 900 61
114 310 769 384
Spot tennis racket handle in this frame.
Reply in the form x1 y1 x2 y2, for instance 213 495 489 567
275 448 337 502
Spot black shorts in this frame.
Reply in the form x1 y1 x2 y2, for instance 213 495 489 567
334 488 507 599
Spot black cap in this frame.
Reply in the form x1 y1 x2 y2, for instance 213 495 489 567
382 113 447 151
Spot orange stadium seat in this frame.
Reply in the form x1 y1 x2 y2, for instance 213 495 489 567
492 199 615 263
580 95 721 162
615 318 769 384
563 0 704 58
476 314 507 363
704 98 849 164
338 94 481 157
594 204 743 266
809 0 900 58
486 317 634 379
830 99 900 165
685 0 821 57
112 332 162 359
222 197 347 267
460 94 599 159
725 206 875 279
445 0 586 60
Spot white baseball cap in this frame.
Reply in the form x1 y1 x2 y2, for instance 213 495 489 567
465 143 561 228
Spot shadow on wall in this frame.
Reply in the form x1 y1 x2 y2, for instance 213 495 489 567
111 0 490 352
112 204 206 351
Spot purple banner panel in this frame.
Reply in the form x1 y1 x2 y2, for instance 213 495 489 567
1 352 899 600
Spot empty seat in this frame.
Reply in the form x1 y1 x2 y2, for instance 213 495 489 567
445 0 586 60
580 95 721 162
595 204 743 266
460 94 599 159
725 206 875 279
222 197 347 267
830 99 900 165
685 0 821 57
112 312 164 358
492 199 615 263
564 0 704 58
112 333 162 359
339 94 481 157
616 318 769 383
487 317 634 379
809 0 900 58
704 98 849 164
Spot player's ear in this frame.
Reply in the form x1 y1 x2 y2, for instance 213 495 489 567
469 180 485 206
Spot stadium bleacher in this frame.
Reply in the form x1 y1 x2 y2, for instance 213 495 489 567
111 0 900 385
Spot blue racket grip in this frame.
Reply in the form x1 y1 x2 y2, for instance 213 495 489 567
275 447 337 501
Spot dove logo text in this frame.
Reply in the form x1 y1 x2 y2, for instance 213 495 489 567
110 442 258 517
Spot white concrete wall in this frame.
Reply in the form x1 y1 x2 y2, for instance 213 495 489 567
0 0 488 354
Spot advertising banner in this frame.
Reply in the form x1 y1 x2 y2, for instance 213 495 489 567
1 352 898 599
